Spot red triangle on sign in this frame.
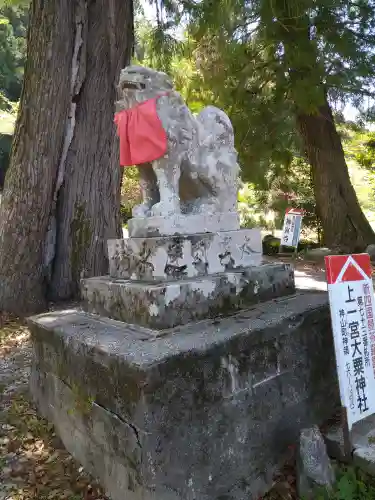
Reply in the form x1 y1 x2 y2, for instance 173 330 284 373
325 254 372 284
341 261 369 282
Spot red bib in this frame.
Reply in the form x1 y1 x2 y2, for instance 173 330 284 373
114 95 168 167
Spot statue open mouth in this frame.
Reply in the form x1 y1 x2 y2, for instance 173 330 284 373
121 81 146 90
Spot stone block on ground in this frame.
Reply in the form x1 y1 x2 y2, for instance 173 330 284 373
324 414 375 473
127 212 240 238
28 292 340 500
81 262 295 329
323 424 348 463
297 426 335 500
108 228 262 281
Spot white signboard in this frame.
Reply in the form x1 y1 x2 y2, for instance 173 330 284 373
325 254 375 430
281 208 303 248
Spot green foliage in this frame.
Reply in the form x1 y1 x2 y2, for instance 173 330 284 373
0 90 16 188
134 5 375 240
137 23 183 74
0 88 17 131
238 155 322 237
0 0 29 6
121 167 141 215
135 12 300 185
0 89 16 188
134 4 185 74
0 4 27 101
336 122 375 226
185 0 375 112
0 3 26 189
175 0 375 186
343 127 375 172
238 183 274 229
312 466 375 500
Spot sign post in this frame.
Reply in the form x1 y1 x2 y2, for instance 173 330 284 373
279 208 304 257
325 254 375 459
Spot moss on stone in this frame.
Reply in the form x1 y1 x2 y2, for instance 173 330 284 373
69 382 94 418
70 202 92 282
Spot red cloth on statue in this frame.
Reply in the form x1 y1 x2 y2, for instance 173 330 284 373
114 95 168 167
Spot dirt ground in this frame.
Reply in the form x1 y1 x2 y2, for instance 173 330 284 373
0 314 108 500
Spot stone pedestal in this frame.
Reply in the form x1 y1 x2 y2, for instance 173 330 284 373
28 293 340 500
108 228 262 281
28 212 339 500
80 216 293 329
81 263 295 330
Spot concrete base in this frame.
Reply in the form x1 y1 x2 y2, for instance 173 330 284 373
81 263 295 329
28 292 340 500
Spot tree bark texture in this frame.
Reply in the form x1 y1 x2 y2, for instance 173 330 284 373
297 97 375 252
0 0 133 315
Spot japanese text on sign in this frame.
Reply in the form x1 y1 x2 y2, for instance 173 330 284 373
325 254 375 429
281 208 303 248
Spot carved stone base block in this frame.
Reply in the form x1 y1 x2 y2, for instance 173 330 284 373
128 212 240 238
108 228 262 281
81 263 295 330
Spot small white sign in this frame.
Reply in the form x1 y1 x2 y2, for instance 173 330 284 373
281 208 303 248
325 254 375 430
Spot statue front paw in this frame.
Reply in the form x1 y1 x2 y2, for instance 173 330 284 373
151 199 180 217
132 203 151 218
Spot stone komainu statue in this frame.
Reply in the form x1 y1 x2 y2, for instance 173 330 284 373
115 65 240 218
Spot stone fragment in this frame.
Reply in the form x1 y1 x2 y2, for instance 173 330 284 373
297 426 335 500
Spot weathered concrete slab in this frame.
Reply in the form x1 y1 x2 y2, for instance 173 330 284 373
108 229 262 281
128 212 240 238
28 292 340 500
81 263 295 329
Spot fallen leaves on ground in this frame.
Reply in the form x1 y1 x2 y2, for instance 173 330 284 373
261 447 297 500
0 314 108 500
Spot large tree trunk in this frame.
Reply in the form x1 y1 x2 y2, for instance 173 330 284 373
49 0 133 299
0 0 133 316
297 96 375 252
